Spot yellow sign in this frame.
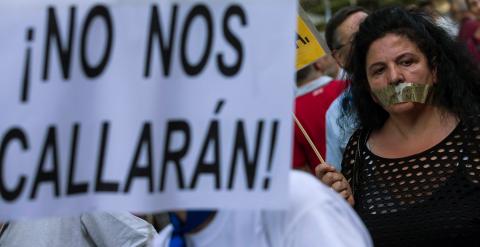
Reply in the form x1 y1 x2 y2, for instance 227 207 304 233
296 7 329 70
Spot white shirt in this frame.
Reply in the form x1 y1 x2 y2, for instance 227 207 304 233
153 171 372 247
295 75 333 97
0 212 156 247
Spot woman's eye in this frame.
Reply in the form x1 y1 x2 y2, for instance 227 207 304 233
400 59 413 66
373 68 384 75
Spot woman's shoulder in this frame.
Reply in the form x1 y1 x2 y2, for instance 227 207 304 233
346 129 366 148
462 114 480 133
455 115 480 182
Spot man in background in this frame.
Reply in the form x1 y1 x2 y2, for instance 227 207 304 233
293 55 345 173
324 6 368 170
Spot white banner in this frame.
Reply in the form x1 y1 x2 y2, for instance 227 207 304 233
0 0 296 220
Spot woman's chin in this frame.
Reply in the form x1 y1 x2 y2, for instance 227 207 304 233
385 101 417 114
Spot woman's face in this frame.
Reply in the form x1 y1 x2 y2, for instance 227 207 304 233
468 0 480 18
365 33 435 114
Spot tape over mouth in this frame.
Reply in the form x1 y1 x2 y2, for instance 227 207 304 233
371 82 433 107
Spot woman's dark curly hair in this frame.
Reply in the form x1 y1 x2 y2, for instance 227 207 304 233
343 6 480 131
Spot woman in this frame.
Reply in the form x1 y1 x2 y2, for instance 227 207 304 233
316 7 480 246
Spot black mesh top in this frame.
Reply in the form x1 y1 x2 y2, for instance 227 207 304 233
342 119 480 247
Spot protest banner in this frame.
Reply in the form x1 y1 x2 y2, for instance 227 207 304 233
296 6 329 70
0 0 296 220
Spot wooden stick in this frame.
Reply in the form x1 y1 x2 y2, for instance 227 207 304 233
293 114 326 165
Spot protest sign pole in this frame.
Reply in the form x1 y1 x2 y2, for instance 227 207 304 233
293 6 329 166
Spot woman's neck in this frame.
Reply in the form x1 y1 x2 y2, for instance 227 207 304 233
368 105 459 158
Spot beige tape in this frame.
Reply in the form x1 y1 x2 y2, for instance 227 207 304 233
372 82 432 107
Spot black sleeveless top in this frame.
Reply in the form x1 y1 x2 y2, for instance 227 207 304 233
342 119 480 247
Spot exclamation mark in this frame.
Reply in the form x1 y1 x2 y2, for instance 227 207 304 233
21 27 34 103
263 121 279 190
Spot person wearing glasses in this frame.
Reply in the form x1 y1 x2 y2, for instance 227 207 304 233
324 6 368 171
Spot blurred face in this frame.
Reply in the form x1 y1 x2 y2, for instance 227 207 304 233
366 33 436 114
316 55 339 78
468 0 480 17
333 11 368 67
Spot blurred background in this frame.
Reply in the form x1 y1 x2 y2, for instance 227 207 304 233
301 0 467 31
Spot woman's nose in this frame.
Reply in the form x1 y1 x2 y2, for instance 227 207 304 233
387 66 404 85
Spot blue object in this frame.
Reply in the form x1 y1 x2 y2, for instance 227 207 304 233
168 211 215 247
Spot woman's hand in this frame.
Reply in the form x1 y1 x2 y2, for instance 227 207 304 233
315 163 355 206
